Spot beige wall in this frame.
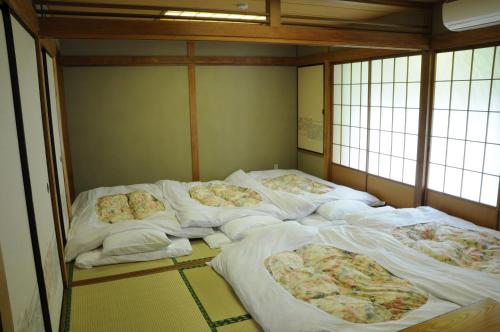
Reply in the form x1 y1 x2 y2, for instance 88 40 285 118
63 66 192 194
298 150 324 179
61 41 300 192
196 66 298 180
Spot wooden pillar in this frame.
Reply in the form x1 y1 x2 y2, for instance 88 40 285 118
323 61 332 180
414 50 435 207
187 41 200 181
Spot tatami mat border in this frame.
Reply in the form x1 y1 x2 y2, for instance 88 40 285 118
69 256 215 287
64 263 254 332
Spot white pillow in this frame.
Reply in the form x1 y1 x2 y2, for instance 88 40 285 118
203 232 232 249
102 229 171 256
76 238 191 268
317 200 372 220
220 216 283 241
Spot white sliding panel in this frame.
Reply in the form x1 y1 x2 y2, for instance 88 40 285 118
11 15 63 331
0 13 44 332
45 53 70 238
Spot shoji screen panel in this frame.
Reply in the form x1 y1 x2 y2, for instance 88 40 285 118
427 45 500 229
332 61 369 171
12 16 63 330
368 56 422 185
429 47 499 205
0 12 44 331
45 53 70 239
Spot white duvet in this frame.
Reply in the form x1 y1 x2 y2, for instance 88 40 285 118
65 183 213 261
345 206 500 280
156 179 294 228
210 222 499 332
245 169 383 207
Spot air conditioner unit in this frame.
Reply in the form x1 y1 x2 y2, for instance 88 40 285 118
443 0 500 31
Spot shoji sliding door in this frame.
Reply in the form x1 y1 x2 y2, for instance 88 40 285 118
0 11 44 332
9 12 63 331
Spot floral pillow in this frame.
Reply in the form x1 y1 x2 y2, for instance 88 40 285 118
127 191 166 220
96 194 134 223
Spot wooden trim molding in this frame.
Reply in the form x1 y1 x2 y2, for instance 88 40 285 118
432 25 500 51
39 17 430 50
323 61 332 180
58 55 297 67
297 48 414 66
55 59 76 202
187 42 200 181
39 38 57 58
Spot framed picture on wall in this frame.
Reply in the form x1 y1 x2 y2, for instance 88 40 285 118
298 64 324 154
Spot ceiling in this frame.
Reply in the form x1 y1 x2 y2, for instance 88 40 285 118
35 0 445 32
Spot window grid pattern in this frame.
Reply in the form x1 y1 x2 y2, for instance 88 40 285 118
332 61 369 171
368 55 422 185
428 46 500 207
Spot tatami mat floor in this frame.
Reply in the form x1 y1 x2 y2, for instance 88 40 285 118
65 241 262 332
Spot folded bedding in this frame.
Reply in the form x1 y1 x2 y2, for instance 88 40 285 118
75 237 192 269
346 206 500 277
241 169 383 208
156 179 293 228
209 222 488 332
65 183 213 261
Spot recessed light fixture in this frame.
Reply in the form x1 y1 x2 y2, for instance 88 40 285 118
163 10 265 22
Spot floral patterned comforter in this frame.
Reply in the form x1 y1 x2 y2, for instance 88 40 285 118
96 191 165 223
265 244 428 324
392 223 500 274
189 183 262 208
261 174 332 195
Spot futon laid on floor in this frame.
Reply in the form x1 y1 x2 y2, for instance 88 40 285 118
345 206 500 280
157 178 315 227
227 169 383 208
210 222 498 332
65 183 213 264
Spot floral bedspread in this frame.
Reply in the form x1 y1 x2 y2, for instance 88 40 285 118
265 244 428 324
189 183 262 208
96 191 165 223
392 222 500 274
261 174 332 195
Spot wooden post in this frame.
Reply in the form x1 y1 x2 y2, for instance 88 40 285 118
323 61 332 180
187 41 200 181
414 50 434 207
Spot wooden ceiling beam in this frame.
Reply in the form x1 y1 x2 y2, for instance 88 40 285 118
334 0 434 9
39 17 430 50
432 24 500 50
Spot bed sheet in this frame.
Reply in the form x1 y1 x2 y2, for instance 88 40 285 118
65 183 213 261
210 222 471 332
